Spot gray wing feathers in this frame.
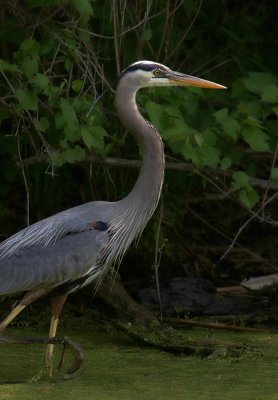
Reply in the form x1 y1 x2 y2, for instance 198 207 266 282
0 229 109 294
0 201 109 259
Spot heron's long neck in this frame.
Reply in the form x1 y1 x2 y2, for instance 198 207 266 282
115 84 165 215
97 83 165 272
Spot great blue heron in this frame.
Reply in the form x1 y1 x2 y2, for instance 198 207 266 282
0 61 225 377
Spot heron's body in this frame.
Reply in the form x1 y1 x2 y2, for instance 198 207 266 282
0 61 225 377
0 202 110 294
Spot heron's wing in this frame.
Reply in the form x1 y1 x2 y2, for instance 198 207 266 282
0 201 110 259
0 228 109 294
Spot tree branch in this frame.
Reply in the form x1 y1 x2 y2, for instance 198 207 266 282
18 153 278 191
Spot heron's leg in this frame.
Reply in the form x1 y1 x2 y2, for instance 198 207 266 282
44 294 68 377
0 288 51 332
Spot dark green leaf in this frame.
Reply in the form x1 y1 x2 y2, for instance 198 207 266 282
241 127 270 151
55 112 65 130
143 29 152 41
68 0 94 23
237 100 261 118
0 59 21 73
30 73 49 91
72 79 84 93
198 142 220 167
64 125 80 141
62 145 86 164
34 117 49 132
19 38 40 54
239 187 259 208
223 118 240 139
232 171 249 189
273 106 278 118
15 88 38 110
60 98 78 127
271 168 278 183
220 157 231 170
81 125 107 151
214 108 240 139
261 84 278 103
22 55 38 77
213 108 229 124
145 101 164 130
244 72 276 95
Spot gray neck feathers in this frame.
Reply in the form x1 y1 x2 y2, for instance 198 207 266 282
100 80 165 269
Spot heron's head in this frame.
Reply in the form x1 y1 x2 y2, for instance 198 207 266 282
118 60 226 91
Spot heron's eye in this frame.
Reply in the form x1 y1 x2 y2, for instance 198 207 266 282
153 69 161 77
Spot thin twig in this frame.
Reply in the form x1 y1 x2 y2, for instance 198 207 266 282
153 197 164 323
168 0 203 60
76 10 162 39
215 191 278 266
16 122 30 226
111 0 120 75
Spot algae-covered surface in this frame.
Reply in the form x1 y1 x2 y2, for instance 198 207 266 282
0 327 277 400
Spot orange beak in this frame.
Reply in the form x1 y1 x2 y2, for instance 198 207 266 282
168 71 226 90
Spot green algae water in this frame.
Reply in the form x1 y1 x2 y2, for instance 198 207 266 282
0 328 278 400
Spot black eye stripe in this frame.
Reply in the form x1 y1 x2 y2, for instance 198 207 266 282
118 62 169 82
123 63 158 73
122 62 168 75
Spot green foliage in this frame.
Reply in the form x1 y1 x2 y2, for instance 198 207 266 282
142 67 278 209
0 33 108 167
232 171 259 208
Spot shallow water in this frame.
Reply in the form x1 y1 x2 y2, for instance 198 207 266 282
0 327 277 400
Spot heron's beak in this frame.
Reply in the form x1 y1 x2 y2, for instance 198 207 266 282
169 71 226 90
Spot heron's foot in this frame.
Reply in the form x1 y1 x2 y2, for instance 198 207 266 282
0 333 84 380
57 337 85 379
43 336 84 379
